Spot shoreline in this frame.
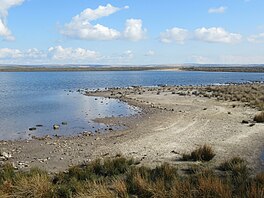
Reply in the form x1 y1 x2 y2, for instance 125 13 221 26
1 84 263 174
0 66 264 73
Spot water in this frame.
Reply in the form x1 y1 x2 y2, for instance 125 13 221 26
0 70 263 140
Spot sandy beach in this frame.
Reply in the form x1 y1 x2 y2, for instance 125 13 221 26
1 85 263 173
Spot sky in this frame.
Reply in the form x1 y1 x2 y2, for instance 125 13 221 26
0 0 264 65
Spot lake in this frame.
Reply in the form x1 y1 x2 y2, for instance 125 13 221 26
0 70 263 140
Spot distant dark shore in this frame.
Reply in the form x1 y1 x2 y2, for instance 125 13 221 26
0 65 264 72
181 66 264 73
0 66 174 72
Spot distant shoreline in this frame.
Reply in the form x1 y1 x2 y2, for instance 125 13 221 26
181 66 264 73
0 66 173 72
0 66 264 72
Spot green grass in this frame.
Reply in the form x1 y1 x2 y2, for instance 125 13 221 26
0 156 263 197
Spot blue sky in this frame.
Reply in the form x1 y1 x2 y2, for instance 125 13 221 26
0 0 264 65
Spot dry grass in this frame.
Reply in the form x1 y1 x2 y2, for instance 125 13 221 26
0 155 263 197
12 173 52 198
182 144 216 161
169 83 264 110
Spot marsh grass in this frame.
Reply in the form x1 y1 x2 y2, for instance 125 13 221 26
0 155 263 197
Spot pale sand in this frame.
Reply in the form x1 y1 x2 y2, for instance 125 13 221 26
1 86 263 173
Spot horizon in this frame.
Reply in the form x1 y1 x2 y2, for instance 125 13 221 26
1 0 264 65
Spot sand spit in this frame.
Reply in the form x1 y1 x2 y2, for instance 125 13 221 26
0 85 263 173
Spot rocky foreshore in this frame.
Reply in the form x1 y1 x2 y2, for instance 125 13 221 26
1 84 263 173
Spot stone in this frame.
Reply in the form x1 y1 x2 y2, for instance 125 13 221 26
61 122 68 125
1 151 12 159
29 127 37 131
53 124 60 130
241 120 249 124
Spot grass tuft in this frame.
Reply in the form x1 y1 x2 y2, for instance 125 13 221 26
182 144 216 161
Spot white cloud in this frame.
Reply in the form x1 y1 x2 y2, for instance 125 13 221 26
61 4 127 40
48 46 99 61
0 0 24 41
122 50 134 59
248 33 264 43
208 6 227 14
160 27 188 44
124 19 146 41
0 48 22 58
145 50 155 56
194 27 242 43
0 46 100 64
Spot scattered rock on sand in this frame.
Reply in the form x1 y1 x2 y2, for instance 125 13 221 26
241 120 249 124
29 127 37 131
53 124 60 130
0 151 12 160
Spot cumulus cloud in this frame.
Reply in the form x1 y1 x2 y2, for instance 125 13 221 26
48 46 100 61
61 4 127 40
208 6 227 14
194 27 242 43
124 19 146 41
0 0 24 41
61 4 147 41
248 33 264 43
0 48 22 58
0 46 100 64
160 27 188 44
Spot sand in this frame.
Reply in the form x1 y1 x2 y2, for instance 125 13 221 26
1 86 263 173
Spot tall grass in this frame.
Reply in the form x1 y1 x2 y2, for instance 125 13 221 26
0 156 263 197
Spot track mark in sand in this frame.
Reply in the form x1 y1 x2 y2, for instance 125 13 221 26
155 119 198 134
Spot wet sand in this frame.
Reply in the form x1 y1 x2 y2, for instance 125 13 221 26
1 86 263 173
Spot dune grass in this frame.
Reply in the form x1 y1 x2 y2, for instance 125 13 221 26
0 155 263 197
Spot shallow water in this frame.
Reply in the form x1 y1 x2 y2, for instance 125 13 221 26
0 70 263 140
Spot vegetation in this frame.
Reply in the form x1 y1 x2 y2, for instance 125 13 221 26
182 66 264 73
0 155 263 197
182 144 216 161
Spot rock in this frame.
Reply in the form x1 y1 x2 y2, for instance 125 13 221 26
171 150 179 154
241 120 249 124
53 124 60 130
36 125 43 127
29 127 37 131
0 151 12 160
61 122 68 125
249 123 255 127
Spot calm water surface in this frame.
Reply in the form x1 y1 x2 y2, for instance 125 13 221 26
0 71 263 140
